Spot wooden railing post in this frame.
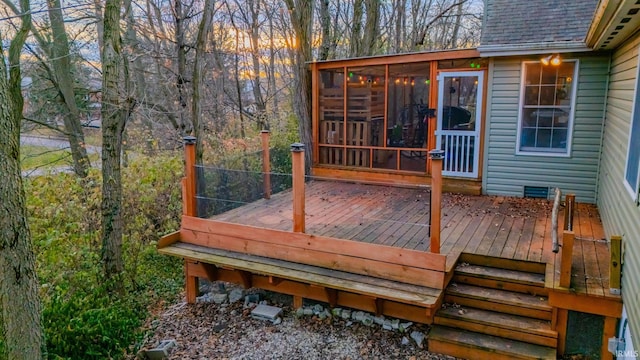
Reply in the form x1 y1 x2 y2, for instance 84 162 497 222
261 130 271 199
551 188 561 253
291 142 305 233
559 230 575 288
429 149 445 254
610 235 622 295
183 136 198 304
559 194 576 288
183 136 197 217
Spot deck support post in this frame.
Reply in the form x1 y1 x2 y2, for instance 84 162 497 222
183 136 197 217
261 130 271 199
185 260 199 304
602 316 618 360
291 143 306 233
429 150 445 254
556 308 568 355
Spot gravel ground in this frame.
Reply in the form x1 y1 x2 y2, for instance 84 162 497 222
134 283 458 360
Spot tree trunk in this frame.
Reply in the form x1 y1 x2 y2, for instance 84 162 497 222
283 0 313 168
247 0 268 130
175 0 191 135
393 0 406 53
192 0 215 163
47 0 91 178
361 0 380 56
101 0 126 290
123 0 156 152
350 0 364 57
0 18 46 360
268 13 279 113
450 0 464 48
230 17 246 138
94 0 104 53
319 0 332 61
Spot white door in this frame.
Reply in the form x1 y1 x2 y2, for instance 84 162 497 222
436 71 483 178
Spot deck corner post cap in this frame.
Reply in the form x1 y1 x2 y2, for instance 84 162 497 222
429 149 445 160
184 136 197 145
290 142 305 152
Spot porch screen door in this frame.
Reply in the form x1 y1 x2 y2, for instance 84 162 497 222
436 71 483 178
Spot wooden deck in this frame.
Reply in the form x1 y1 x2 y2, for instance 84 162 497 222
212 179 618 301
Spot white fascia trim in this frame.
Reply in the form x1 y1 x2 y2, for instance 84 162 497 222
478 42 593 57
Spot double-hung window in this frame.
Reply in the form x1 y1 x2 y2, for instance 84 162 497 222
624 55 640 201
517 60 578 156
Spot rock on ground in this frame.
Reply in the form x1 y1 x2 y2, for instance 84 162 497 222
132 286 458 360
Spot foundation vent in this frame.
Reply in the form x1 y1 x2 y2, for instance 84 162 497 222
524 186 550 199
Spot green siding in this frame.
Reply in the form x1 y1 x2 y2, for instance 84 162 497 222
597 32 640 350
483 56 609 203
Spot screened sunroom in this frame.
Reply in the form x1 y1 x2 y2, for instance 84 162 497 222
310 49 487 192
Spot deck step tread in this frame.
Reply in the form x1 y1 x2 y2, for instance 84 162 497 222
429 326 556 360
455 264 545 287
459 253 546 274
436 307 556 337
160 242 440 307
446 283 551 311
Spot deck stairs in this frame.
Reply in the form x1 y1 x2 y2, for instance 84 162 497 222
429 254 557 360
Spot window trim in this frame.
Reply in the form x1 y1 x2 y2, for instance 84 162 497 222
515 59 579 157
623 50 640 201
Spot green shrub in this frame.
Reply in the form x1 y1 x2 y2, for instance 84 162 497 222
43 288 144 359
23 154 184 359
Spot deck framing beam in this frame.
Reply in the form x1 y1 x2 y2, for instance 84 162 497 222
185 261 435 324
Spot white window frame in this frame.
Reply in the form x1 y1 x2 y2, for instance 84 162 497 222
516 60 579 157
623 51 640 201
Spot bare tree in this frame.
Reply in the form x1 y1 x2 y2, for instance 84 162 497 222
192 0 216 162
46 0 91 178
318 0 332 60
282 0 313 166
361 0 381 55
101 0 128 290
349 0 363 56
0 4 46 358
175 0 193 135
1 0 93 178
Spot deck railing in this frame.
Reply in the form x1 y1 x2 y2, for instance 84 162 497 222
189 132 293 218
181 136 445 255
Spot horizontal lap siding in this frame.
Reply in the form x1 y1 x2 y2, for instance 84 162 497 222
483 56 608 203
598 33 640 347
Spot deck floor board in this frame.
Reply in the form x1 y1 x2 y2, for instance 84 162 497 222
209 180 617 300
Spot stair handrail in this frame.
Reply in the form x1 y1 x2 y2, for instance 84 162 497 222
551 188 561 253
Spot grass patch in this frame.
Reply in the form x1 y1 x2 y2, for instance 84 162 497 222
21 145 100 171
21 145 72 170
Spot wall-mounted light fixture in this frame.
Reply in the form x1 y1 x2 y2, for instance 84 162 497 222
541 54 562 66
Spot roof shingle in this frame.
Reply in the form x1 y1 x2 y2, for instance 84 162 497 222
480 0 599 46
